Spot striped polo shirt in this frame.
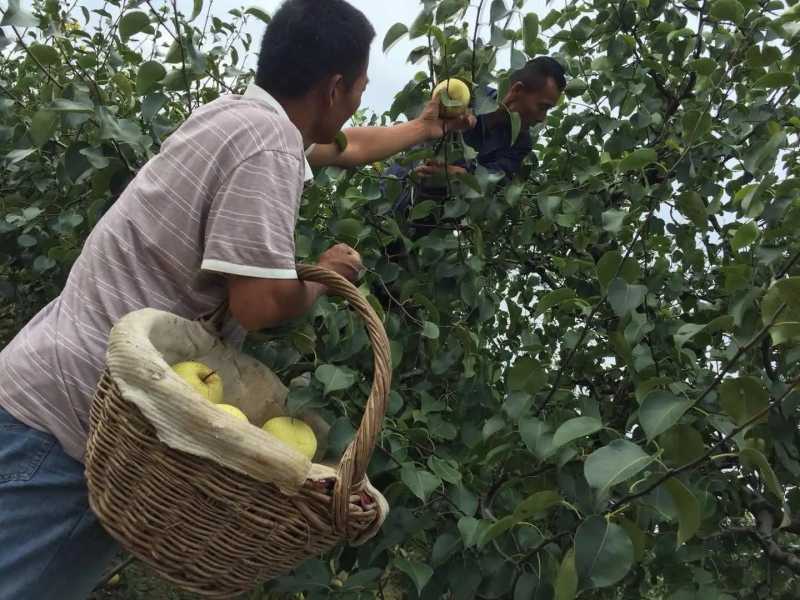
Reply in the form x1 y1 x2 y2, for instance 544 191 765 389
0 84 314 463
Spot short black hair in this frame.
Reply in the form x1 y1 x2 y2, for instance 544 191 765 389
510 56 567 93
255 0 375 99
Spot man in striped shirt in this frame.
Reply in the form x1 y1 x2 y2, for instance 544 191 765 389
0 0 474 598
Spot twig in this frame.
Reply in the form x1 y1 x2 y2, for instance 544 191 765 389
94 555 135 589
10 26 63 88
170 0 193 113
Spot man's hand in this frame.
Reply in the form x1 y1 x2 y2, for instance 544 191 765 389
415 158 467 180
417 93 477 140
317 243 362 283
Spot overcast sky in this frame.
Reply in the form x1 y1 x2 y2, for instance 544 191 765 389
241 0 549 113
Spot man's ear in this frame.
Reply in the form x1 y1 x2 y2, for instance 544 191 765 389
509 81 525 96
318 75 342 107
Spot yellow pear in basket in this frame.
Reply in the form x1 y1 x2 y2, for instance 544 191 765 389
171 361 223 404
262 416 317 461
216 404 249 422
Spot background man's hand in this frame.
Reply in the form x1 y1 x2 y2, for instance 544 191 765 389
415 158 468 180
417 93 477 139
317 243 362 283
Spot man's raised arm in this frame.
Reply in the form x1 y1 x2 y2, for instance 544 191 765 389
307 93 476 169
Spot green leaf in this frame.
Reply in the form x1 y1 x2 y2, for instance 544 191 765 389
431 531 461 568
507 357 547 395
739 448 790 527
596 251 639 288
585 439 656 499
719 377 770 428
639 390 694 441
659 424 706 467
422 321 440 339
427 456 462 484
99 116 142 144
447 483 478 516
772 277 800 310
48 99 94 113
564 78 588 97
681 109 711 144
602 208 627 233
244 6 271 23
383 22 409 52
477 515 518 549
674 315 734 348
731 220 760 251
26 44 60 67
435 0 465 23
119 10 151 40
753 71 795 89
689 57 717 76
286 385 327 414
616 517 646 563
533 288 576 320
0 0 40 27
608 278 648 319
30 110 59 148
575 515 634 589
617 148 657 172
662 478 701 548
79 147 109 170
515 574 554 600
709 0 746 24
458 516 490 548
552 416 603 449
142 93 168 123
519 416 552 458
522 12 539 55
136 61 167 96
314 364 356 395
190 0 204 20
509 111 521 146
554 549 578 600
401 465 442 501
394 557 433 594
513 490 562 520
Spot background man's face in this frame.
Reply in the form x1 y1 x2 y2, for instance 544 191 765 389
511 78 561 129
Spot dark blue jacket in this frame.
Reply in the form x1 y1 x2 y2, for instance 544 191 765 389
384 87 532 215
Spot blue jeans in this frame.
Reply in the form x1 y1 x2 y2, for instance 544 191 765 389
0 406 120 600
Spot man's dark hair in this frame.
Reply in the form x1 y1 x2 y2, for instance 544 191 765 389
255 0 376 99
510 56 567 93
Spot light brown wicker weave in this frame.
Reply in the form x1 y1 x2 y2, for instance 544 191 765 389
84 265 391 599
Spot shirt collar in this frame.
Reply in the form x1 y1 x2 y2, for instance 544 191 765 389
243 83 314 182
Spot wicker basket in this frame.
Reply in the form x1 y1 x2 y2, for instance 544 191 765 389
84 265 391 599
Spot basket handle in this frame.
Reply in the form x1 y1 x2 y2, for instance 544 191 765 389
293 265 391 535
198 264 392 535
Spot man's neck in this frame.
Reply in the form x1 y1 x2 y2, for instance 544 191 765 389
485 106 509 132
274 96 318 150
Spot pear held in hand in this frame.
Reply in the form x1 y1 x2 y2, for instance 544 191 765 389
171 361 224 404
262 416 318 461
216 404 249 422
433 78 471 118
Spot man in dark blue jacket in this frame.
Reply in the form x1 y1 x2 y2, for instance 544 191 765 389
384 56 566 244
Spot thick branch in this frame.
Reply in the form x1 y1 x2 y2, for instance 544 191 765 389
748 510 800 574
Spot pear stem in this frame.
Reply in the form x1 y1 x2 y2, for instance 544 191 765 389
201 371 217 383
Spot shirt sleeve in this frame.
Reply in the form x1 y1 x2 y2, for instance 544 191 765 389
201 150 303 280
